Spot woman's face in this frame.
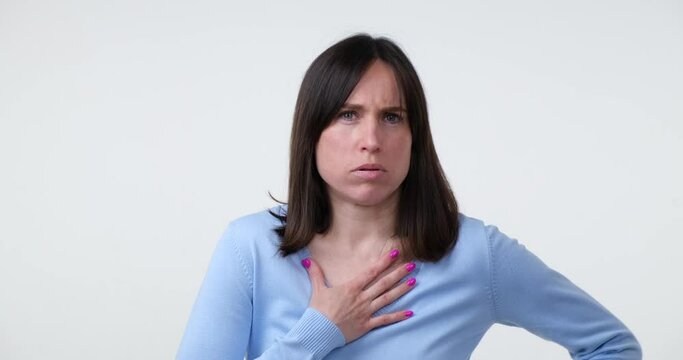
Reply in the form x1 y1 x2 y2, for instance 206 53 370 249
315 59 412 208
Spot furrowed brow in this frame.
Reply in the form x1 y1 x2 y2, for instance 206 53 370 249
341 103 407 112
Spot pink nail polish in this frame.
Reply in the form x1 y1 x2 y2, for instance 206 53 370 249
389 249 399 259
301 258 311 269
406 277 416 287
404 310 414 318
405 262 416 272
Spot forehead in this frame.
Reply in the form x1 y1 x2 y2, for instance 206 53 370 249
345 60 403 105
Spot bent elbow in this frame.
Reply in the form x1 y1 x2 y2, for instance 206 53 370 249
575 329 642 360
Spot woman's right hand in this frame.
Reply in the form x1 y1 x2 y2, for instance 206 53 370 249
301 249 417 344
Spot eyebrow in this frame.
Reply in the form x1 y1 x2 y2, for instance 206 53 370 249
341 103 407 113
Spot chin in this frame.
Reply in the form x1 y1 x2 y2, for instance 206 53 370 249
341 189 400 208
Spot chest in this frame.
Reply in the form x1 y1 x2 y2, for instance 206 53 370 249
316 256 406 288
306 240 408 288
249 251 494 360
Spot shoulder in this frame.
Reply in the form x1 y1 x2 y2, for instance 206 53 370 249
455 212 513 243
442 212 524 277
428 212 494 271
451 212 496 256
455 212 487 236
454 212 521 255
218 204 286 261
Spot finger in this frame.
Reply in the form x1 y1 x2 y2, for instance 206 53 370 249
369 276 416 313
350 248 400 291
366 309 414 330
302 257 326 291
364 261 416 301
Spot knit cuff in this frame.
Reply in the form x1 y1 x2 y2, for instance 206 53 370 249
288 307 345 359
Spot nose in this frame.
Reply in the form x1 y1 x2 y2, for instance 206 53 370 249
359 118 381 153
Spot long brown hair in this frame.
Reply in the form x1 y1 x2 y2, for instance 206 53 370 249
268 33 460 262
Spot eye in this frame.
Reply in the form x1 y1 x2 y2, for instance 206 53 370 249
338 110 356 121
385 112 403 124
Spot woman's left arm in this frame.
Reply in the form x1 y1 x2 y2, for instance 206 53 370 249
486 224 642 359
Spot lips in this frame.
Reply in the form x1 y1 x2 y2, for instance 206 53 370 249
353 163 386 172
353 165 386 180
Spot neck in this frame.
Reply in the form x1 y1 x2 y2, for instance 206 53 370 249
319 190 400 255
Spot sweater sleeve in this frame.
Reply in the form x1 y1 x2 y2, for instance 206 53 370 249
485 224 642 359
176 223 345 360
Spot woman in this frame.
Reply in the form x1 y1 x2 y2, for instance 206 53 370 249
177 34 641 359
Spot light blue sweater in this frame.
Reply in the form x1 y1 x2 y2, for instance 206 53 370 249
177 205 641 359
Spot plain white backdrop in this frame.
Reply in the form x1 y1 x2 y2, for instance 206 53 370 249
1 0 681 358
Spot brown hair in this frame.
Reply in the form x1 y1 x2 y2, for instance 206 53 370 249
268 33 460 262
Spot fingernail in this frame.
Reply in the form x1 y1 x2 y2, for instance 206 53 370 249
405 262 416 272
389 249 399 259
404 310 414 318
406 277 416 287
301 258 311 269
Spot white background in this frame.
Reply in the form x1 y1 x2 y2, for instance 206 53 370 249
1 0 681 359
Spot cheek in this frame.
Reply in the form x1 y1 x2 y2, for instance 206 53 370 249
317 128 352 158
315 132 344 174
